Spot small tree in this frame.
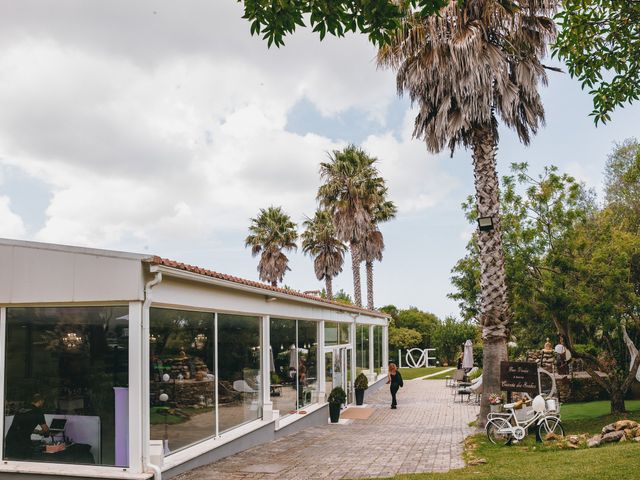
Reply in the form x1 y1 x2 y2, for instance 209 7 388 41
245 206 298 286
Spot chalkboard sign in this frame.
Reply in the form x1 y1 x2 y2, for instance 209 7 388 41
500 361 539 394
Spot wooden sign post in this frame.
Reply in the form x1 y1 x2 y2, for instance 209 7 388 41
500 361 539 395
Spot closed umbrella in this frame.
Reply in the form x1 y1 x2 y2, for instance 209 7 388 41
462 340 474 369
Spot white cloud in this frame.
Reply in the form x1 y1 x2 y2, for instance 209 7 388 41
0 196 26 238
363 110 459 214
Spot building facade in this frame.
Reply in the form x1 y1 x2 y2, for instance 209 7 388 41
0 239 389 479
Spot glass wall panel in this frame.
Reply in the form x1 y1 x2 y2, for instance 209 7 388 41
217 314 261 433
325 322 350 346
374 326 383 374
4 307 128 466
297 321 318 408
149 308 214 454
269 318 297 415
356 325 369 372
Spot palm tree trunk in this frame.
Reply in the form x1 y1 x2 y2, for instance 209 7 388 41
472 125 510 426
350 243 362 307
325 276 333 300
366 260 374 310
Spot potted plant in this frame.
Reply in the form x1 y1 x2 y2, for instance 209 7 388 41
488 393 503 412
354 373 369 405
328 386 346 423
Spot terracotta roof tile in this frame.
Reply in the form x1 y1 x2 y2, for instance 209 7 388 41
146 256 388 318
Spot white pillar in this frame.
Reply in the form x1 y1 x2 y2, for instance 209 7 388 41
318 321 326 401
382 323 389 375
0 307 6 459
130 300 145 474
350 320 357 404
368 324 375 381
260 315 274 421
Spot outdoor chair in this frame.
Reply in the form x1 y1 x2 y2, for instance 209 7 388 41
455 375 482 403
449 369 466 391
233 379 258 394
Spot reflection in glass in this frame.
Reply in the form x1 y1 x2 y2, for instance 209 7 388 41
374 326 383 374
4 307 129 466
217 314 261 433
269 319 297 415
297 321 318 408
149 308 214 454
324 322 350 346
356 325 369 373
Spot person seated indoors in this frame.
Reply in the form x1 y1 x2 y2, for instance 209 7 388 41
5 394 50 460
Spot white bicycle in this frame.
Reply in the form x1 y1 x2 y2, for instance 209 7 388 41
486 395 564 445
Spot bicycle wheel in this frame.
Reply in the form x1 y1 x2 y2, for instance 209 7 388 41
486 418 513 445
538 416 565 441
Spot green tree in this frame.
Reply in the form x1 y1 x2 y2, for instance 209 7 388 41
302 209 348 300
238 0 448 47
604 138 640 233
245 206 298 286
431 317 479 365
553 1 640 124
333 289 354 305
378 0 558 423
389 326 423 353
318 145 385 307
451 161 640 413
395 307 439 348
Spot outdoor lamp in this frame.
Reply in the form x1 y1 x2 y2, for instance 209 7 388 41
477 216 494 231
159 393 169 402
162 373 171 382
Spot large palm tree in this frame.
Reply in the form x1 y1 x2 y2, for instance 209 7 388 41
245 206 298 286
301 209 348 300
318 145 384 307
362 191 397 309
378 0 557 422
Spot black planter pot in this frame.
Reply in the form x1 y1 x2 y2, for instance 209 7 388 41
355 388 365 406
329 402 341 423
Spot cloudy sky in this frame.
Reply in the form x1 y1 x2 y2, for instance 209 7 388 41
0 1 638 318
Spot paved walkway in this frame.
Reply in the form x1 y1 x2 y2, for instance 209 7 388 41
175 379 478 480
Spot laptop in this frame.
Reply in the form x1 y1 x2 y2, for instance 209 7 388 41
48 418 67 433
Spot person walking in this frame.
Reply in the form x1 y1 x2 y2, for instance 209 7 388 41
387 362 403 409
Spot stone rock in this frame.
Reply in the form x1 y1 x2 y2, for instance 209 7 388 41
614 420 638 431
602 430 625 443
633 436 640 442
468 458 487 465
544 432 562 441
620 434 627 443
602 423 616 434
568 435 580 445
587 434 602 448
624 428 634 439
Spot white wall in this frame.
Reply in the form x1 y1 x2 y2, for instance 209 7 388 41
0 240 145 304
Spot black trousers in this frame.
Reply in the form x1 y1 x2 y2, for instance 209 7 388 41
390 384 399 406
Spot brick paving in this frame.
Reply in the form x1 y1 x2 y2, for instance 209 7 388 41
174 379 478 480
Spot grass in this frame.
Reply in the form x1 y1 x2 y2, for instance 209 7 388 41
399 367 452 380
422 369 457 380
372 400 640 480
150 406 213 425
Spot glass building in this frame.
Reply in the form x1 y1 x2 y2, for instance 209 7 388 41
0 239 389 479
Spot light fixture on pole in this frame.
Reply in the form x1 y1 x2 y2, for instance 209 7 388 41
477 216 495 232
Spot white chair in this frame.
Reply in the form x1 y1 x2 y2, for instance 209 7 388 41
233 379 258 393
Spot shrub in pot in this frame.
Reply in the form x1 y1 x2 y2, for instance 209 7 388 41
328 386 346 423
354 373 369 405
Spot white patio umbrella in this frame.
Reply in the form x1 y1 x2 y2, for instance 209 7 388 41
462 339 474 369
289 344 297 369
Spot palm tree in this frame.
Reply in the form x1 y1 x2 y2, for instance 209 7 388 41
317 145 384 307
301 210 348 300
245 206 298 286
378 0 557 423
362 192 397 309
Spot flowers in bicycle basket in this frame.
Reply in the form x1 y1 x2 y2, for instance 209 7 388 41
488 393 503 405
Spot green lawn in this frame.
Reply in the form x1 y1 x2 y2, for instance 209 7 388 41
372 400 640 480
422 368 457 380
399 367 452 380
